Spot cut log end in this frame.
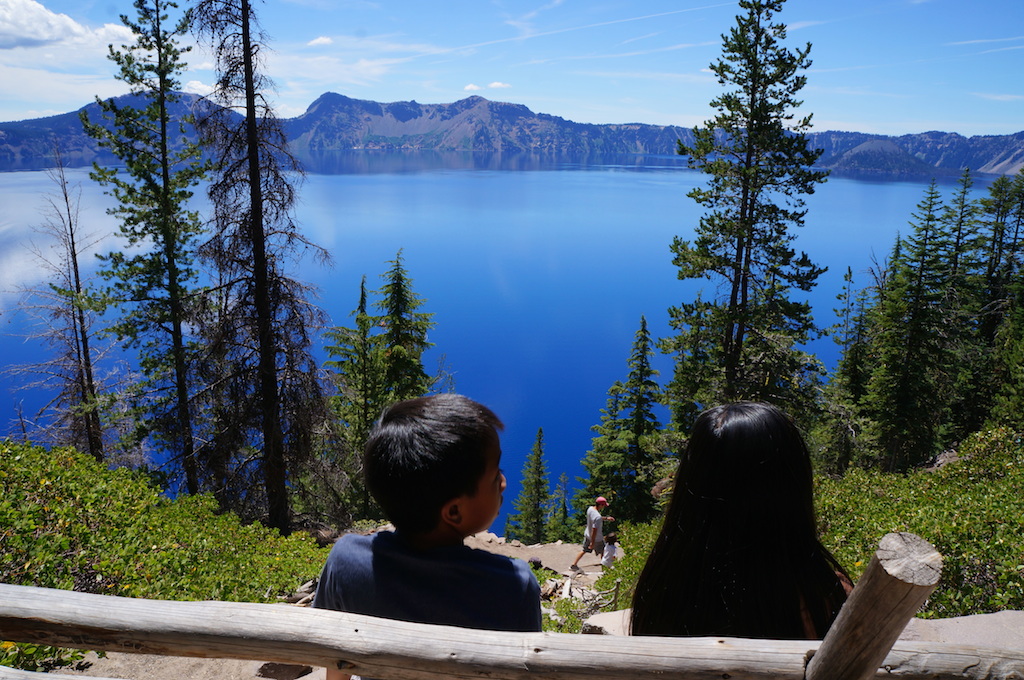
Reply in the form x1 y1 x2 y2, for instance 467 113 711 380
877 531 943 587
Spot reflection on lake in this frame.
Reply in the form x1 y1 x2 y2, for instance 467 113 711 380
294 150 693 174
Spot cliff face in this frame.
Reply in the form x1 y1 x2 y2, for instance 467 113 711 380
284 93 690 156
809 129 1024 176
2 92 1022 176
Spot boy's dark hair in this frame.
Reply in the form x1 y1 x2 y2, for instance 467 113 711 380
605 532 618 544
364 394 504 535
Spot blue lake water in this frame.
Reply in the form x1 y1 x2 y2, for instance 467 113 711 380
0 156 992 533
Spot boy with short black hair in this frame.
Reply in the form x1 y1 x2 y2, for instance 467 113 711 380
313 394 541 679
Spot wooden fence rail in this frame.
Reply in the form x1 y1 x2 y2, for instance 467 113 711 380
2 532 1023 680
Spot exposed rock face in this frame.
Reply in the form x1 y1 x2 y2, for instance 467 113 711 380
285 93 689 156
2 92 1023 176
810 129 1024 176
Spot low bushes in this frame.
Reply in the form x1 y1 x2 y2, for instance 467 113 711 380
0 441 329 670
817 427 1024 618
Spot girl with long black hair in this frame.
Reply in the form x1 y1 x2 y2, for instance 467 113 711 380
630 402 851 639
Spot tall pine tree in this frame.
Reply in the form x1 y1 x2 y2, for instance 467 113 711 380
505 428 550 545
579 316 663 524
324 253 437 522
81 0 207 491
940 169 987 440
981 171 1024 430
324 276 384 517
865 182 951 470
816 267 873 472
666 0 827 422
375 250 435 402
544 472 577 543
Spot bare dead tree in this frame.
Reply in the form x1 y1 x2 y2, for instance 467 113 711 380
190 0 331 532
4 150 112 460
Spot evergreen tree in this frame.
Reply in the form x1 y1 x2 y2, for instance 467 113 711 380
832 268 873 406
978 173 1024 344
544 472 577 543
80 0 206 492
375 250 435 402
659 294 713 431
618 316 663 521
865 182 951 470
324 254 437 521
191 0 329 531
324 276 384 517
823 169 1023 472
940 169 987 440
578 382 628 511
816 267 873 472
942 169 983 287
505 428 550 545
666 0 827 421
990 276 1024 430
579 317 663 524
979 171 1024 430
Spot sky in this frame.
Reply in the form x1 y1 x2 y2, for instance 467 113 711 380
1 0 1022 136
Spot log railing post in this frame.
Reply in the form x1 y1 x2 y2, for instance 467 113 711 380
806 531 942 680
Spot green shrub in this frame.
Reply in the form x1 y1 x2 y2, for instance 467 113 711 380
816 427 1024 618
593 520 658 604
0 441 330 670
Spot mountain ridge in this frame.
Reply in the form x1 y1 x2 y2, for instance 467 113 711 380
2 92 1022 176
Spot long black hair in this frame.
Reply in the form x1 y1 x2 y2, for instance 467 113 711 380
630 402 849 639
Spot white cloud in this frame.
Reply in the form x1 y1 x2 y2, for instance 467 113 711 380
274 103 309 118
948 36 1024 47
183 80 215 97
787 21 825 32
464 83 481 91
0 0 154 119
488 81 511 89
0 0 86 48
307 36 333 47
576 69 712 85
0 0 130 51
261 50 417 113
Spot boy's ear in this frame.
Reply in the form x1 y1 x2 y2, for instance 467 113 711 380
440 497 463 530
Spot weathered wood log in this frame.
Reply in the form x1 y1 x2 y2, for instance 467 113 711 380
0 583 813 679
807 531 943 680
1 575 1022 680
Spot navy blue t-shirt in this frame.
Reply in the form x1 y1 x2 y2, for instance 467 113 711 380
313 531 542 632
